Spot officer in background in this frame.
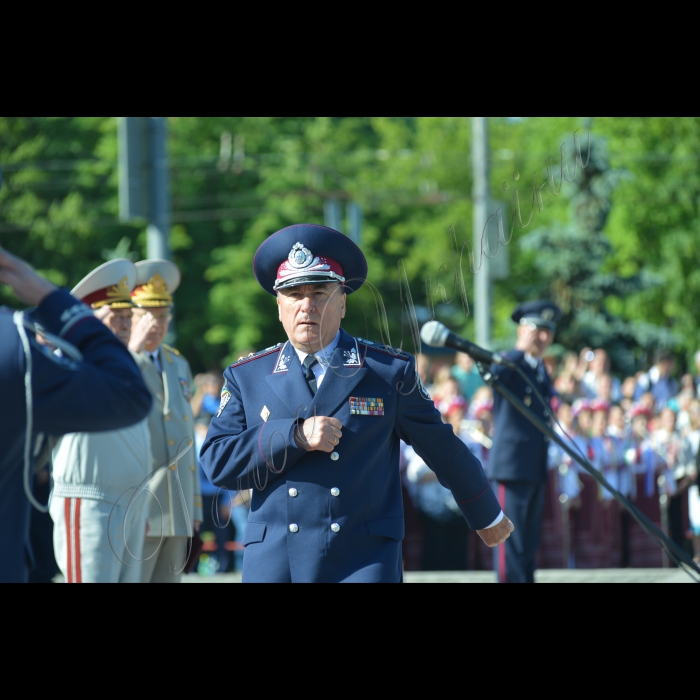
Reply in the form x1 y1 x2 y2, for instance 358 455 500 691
201 223 514 583
0 249 153 583
50 259 152 583
489 300 561 583
128 260 202 583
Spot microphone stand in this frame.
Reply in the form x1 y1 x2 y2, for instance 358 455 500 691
474 361 700 581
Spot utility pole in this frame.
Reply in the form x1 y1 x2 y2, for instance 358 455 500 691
118 117 173 340
472 116 491 348
346 202 362 245
118 116 171 261
147 117 171 261
323 199 342 232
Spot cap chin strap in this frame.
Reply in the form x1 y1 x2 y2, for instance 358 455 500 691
274 271 345 291
519 317 555 331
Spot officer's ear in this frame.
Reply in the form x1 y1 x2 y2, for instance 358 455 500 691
276 293 282 321
340 292 346 319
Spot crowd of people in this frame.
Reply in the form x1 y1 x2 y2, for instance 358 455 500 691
9 215 696 582
191 372 249 575
401 347 700 571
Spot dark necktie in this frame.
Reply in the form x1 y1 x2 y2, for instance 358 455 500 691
303 355 318 396
150 353 161 374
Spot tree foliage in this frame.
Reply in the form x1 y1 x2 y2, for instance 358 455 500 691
2 117 699 376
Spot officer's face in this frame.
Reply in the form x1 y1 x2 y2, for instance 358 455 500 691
277 283 346 352
132 306 172 352
102 307 133 346
517 324 554 357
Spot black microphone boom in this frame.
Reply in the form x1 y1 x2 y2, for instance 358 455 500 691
420 321 511 366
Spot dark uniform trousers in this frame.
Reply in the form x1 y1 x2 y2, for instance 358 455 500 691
494 481 545 583
201 329 501 583
489 350 553 584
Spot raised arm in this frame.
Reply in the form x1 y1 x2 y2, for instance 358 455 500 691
1 249 152 434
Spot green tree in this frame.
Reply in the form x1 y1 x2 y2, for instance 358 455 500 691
518 133 672 375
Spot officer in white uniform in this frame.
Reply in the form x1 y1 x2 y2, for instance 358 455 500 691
50 260 152 583
129 260 202 583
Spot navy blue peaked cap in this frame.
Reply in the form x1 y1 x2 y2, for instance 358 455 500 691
511 300 561 330
253 223 368 296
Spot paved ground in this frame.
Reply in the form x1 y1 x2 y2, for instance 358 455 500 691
180 567 698 584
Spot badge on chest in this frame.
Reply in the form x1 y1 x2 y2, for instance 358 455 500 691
350 397 384 416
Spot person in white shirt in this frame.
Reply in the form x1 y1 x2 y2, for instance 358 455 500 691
50 260 151 583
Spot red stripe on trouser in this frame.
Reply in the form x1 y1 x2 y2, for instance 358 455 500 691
74 498 82 583
498 484 506 583
65 498 73 583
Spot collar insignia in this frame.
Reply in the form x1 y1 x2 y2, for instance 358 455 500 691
342 339 362 367
273 343 292 373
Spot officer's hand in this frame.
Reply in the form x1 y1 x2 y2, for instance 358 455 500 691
94 305 112 321
0 249 56 306
515 325 539 354
295 416 343 452
477 514 514 547
128 311 157 353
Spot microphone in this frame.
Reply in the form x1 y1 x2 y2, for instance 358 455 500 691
420 320 511 366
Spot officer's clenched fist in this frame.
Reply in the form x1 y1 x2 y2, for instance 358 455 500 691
477 515 515 547
295 416 343 453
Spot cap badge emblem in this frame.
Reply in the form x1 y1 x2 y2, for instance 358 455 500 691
542 309 554 321
288 243 318 270
107 276 132 300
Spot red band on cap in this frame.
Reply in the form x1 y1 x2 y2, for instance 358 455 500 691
81 287 126 308
276 256 344 284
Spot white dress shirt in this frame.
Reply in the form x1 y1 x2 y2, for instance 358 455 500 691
292 331 341 391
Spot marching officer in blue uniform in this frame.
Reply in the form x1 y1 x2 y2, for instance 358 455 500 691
201 223 514 583
489 300 561 583
0 249 153 582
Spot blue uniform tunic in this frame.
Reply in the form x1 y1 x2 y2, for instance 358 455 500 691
201 329 501 583
489 350 553 484
488 349 554 583
0 289 153 582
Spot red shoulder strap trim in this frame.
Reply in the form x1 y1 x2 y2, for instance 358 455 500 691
229 346 281 369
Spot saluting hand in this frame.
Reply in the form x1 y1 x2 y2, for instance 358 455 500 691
128 311 157 353
477 514 515 547
515 325 539 354
295 416 343 453
0 249 57 306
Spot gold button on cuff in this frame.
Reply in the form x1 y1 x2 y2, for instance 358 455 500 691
168 439 175 446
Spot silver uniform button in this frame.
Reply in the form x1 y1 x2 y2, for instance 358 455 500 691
289 523 299 533
331 523 340 533
331 451 339 461
288 488 298 497
330 487 340 497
